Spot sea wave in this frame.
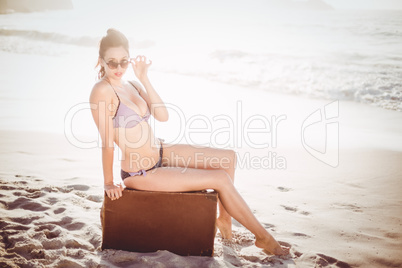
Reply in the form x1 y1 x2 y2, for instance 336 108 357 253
1 28 399 112
1 8 401 112
158 48 402 112
0 28 99 47
0 28 156 49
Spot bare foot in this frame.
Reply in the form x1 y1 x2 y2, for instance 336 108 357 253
255 236 290 256
216 217 232 239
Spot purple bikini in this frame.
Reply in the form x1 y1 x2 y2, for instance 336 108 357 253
120 139 164 180
112 86 151 129
106 80 165 180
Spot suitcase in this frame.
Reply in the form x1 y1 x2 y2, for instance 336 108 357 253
100 188 218 256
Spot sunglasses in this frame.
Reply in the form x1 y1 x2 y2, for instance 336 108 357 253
103 58 132 69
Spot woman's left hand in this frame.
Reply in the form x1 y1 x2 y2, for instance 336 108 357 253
131 55 152 81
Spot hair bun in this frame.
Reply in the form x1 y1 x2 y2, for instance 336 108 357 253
107 28 119 35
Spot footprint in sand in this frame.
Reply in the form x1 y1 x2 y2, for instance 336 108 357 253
46 197 58 205
86 195 102 203
53 186 73 193
292 232 311 238
2 221 31 231
281 205 298 212
278 240 292 249
67 184 90 191
35 224 62 239
24 188 41 193
316 253 352 268
13 190 42 199
41 238 65 250
231 230 255 246
26 191 42 199
7 197 49 212
11 215 41 225
51 216 85 231
299 211 310 216
14 174 33 178
277 186 292 192
53 207 66 214
73 191 103 203
36 224 57 232
292 248 303 258
263 223 276 231
332 202 363 213
0 185 17 191
297 252 351 268
8 239 43 256
281 205 311 216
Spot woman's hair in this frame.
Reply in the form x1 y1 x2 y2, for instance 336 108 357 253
96 28 129 79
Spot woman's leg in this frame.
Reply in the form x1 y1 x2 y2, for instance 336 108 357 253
124 166 289 255
160 142 236 239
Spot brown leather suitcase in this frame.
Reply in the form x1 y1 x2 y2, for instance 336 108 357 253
100 189 218 256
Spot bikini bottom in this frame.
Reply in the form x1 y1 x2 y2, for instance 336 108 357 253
121 138 164 181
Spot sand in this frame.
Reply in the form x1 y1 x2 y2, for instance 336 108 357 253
0 48 402 267
0 128 401 267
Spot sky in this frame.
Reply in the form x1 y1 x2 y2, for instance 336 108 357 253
322 0 402 10
72 0 402 11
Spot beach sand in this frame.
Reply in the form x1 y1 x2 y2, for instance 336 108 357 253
1 131 401 267
1 48 402 267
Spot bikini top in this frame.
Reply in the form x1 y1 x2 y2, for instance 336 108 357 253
108 80 151 128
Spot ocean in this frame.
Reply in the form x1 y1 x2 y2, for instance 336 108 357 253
1 3 401 111
0 2 401 136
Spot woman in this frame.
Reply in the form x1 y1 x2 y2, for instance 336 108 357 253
89 28 290 256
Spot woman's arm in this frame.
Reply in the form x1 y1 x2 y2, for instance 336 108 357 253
131 56 169 122
102 146 114 185
132 78 169 122
89 83 123 200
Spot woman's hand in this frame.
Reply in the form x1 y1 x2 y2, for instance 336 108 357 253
104 182 124 201
131 55 152 81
